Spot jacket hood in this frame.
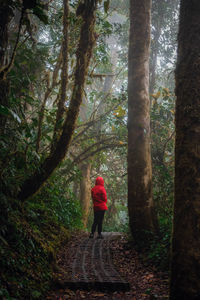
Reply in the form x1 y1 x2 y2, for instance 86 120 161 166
95 176 104 186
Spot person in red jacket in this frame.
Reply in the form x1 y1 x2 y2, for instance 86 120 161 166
89 176 108 239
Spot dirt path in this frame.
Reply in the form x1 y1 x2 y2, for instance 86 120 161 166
47 232 169 299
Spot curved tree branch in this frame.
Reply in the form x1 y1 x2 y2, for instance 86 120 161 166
18 0 98 201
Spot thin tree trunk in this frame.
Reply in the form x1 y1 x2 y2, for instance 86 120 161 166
51 0 69 152
36 86 50 153
170 1 200 299
79 162 91 228
128 0 158 245
36 50 62 152
18 0 98 201
78 93 92 227
73 181 79 199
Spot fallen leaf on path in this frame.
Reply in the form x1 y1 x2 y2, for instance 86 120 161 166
80 291 86 298
92 293 105 297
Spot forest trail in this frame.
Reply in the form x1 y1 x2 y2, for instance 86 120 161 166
47 232 169 299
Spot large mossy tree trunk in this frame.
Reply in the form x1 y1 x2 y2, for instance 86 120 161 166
128 0 158 245
170 1 200 299
18 0 98 201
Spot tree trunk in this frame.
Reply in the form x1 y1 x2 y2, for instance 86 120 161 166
79 162 91 228
18 0 98 201
170 1 200 299
78 92 92 228
51 0 69 152
128 0 157 245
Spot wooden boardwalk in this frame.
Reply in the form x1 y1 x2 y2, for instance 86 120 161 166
58 232 130 292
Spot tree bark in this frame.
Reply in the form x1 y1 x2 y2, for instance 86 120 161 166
128 0 158 245
18 0 98 201
170 1 200 299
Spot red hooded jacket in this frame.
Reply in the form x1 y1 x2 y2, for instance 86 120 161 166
91 177 108 211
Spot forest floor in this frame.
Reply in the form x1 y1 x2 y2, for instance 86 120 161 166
46 232 169 300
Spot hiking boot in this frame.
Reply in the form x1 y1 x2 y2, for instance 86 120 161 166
97 234 103 239
89 233 94 238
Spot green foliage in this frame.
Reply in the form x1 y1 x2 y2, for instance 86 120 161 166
147 87 175 269
27 172 83 230
0 172 82 299
104 206 129 233
32 3 49 24
151 87 175 221
147 218 172 270
0 199 52 299
0 105 21 123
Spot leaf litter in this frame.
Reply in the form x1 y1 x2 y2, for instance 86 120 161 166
46 232 169 299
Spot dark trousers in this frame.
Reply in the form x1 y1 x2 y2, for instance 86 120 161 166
91 210 105 235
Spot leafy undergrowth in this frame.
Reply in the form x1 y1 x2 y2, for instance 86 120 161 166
0 169 83 299
0 205 70 300
47 233 169 300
